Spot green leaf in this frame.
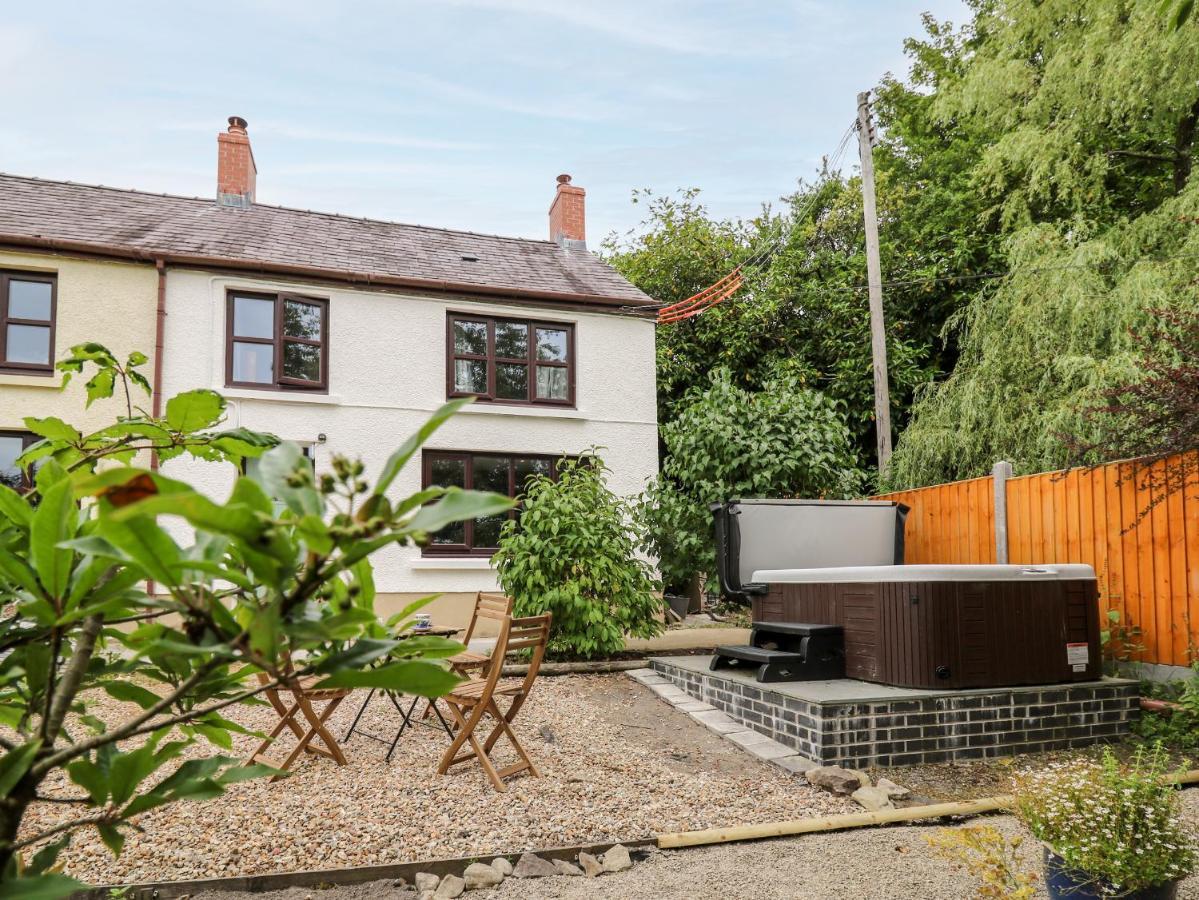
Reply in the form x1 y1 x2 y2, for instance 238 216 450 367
83 367 115 407
310 637 401 673
0 484 33 529
0 873 87 899
296 514 334 554
26 834 71 876
255 443 322 517
29 479 76 600
374 399 472 497
165 389 226 433
317 660 462 697
407 489 514 536
97 822 125 856
389 635 464 659
98 516 180 587
0 740 42 796
102 681 162 710
0 549 44 598
21 417 80 443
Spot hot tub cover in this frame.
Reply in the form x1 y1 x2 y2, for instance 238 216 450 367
751 563 1098 584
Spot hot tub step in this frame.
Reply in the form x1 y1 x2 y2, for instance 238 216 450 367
712 646 811 683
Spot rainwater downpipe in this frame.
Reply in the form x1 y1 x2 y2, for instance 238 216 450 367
146 258 167 597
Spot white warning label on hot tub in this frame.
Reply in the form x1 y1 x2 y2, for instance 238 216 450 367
1066 642 1089 672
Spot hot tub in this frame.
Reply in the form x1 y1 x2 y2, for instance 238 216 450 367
711 500 1102 689
751 564 1101 689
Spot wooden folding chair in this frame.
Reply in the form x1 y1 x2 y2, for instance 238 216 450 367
437 613 552 792
246 659 352 782
448 592 514 673
419 592 513 725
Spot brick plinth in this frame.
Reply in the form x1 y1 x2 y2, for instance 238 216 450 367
649 657 1139 767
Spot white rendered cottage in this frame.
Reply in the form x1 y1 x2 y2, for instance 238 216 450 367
0 117 658 628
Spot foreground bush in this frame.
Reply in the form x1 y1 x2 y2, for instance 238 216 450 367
639 368 863 594
0 344 510 895
492 456 662 659
1013 745 1195 895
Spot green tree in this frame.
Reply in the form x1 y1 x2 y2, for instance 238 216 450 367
639 369 862 593
604 181 938 471
888 187 1199 487
492 455 661 659
0 344 509 894
886 0 1199 487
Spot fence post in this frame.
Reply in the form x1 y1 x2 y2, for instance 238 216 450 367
992 460 1013 564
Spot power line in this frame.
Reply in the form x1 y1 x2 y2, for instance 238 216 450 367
633 121 859 316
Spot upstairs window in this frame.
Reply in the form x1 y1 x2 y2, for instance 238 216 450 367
421 450 568 555
447 314 574 406
226 291 328 391
1 272 56 373
0 431 38 493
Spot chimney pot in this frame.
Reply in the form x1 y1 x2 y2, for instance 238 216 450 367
217 115 256 207
548 174 586 248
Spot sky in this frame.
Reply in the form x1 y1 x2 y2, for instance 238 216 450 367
0 0 968 244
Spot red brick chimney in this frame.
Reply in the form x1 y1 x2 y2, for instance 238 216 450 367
548 174 585 248
217 116 256 207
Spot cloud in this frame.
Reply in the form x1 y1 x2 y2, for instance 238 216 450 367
437 0 775 56
410 74 618 122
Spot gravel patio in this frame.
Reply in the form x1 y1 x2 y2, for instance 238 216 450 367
23 674 852 887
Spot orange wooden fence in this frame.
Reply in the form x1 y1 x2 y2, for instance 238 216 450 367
877 451 1199 668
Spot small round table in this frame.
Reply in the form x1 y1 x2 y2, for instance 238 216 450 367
341 624 461 760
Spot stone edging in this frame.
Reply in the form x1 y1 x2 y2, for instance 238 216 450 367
625 668 816 777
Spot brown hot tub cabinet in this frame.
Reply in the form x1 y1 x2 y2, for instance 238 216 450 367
711 500 1102 689
750 565 1101 689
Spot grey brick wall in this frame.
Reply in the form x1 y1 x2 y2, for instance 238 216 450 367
650 660 1139 767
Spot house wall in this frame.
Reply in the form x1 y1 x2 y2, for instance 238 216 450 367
159 268 658 628
0 249 159 433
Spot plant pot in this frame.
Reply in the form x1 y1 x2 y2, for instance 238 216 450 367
1044 848 1180 900
665 594 691 622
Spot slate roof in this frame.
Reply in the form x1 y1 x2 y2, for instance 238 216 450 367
0 174 653 310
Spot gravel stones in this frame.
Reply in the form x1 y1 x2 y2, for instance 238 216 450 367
512 853 558 878
805 766 863 795
578 852 604 878
850 786 894 812
415 873 440 892
24 675 850 885
600 844 633 873
876 778 911 800
553 859 583 876
433 874 464 898
491 857 513 876
462 862 503 889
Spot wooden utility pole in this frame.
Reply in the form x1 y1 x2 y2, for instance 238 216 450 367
856 90 893 476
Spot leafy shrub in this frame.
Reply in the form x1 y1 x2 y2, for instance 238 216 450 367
638 367 863 593
492 455 662 659
0 344 509 895
1012 745 1195 895
925 825 1038 899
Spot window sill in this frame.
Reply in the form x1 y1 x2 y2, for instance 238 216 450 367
457 403 585 420
410 557 496 570
221 387 342 406
0 371 59 388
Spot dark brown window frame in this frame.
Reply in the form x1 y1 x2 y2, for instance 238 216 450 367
0 271 57 374
225 290 329 392
0 430 40 493
421 449 569 556
445 312 575 407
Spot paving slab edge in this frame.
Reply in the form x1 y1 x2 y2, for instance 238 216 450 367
73 837 659 899
624 668 818 777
